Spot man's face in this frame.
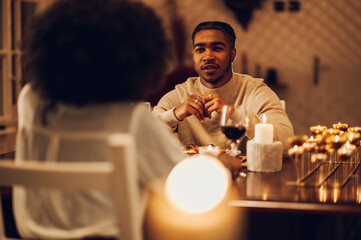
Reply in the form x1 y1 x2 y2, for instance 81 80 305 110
192 29 236 88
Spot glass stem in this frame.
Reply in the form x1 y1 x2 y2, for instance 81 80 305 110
230 141 238 156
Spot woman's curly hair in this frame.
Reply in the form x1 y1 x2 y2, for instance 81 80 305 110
22 0 171 106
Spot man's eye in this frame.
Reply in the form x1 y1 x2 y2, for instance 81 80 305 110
213 47 223 51
195 48 204 53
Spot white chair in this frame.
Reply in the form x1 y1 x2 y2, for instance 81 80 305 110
0 133 142 240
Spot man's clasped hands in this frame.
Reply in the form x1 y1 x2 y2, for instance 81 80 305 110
173 92 234 122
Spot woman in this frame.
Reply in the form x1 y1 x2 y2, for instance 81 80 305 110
14 0 185 238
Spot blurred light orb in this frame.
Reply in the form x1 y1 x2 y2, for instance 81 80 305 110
165 155 230 214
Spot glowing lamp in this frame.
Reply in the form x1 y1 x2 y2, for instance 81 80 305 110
165 155 230 214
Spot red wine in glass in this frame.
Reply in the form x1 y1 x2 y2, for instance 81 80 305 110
220 105 248 156
221 126 246 141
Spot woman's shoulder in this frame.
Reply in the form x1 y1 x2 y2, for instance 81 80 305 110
129 103 156 126
18 83 38 103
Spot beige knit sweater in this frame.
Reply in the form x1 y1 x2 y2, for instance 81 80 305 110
153 73 294 153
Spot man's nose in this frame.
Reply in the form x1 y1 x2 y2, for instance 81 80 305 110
203 49 215 61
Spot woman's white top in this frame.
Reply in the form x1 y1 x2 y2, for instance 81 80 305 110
14 84 185 239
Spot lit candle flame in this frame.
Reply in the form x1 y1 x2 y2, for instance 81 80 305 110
341 141 350 155
262 114 267 123
335 135 339 142
342 147 347 155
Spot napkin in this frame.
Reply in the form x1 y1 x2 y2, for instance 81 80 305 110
246 140 283 172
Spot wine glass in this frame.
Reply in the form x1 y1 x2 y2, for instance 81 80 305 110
220 105 248 156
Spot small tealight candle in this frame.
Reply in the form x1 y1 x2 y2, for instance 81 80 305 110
198 145 220 157
255 114 274 144
333 122 349 132
303 137 316 152
338 141 356 156
310 125 327 135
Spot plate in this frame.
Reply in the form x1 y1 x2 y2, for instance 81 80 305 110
183 149 197 155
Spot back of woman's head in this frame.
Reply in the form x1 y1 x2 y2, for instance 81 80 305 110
22 0 170 105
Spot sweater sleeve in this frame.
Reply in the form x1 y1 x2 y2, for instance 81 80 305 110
152 89 182 131
248 83 294 153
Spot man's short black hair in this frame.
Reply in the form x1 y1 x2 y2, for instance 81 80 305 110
191 21 236 48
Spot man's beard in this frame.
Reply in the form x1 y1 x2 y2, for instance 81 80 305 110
196 58 232 85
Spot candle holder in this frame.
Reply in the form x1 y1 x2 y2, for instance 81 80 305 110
287 135 310 185
302 137 318 176
333 122 349 132
348 129 361 164
247 140 282 172
288 135 308 147
288 145 305 185
343 131 361 145
348 127 361 134
324 128 341 136
325 134 346 164
346 132 361 163
287 122 361 188
338 141 356 164
310 125 327 135
309 133 332 168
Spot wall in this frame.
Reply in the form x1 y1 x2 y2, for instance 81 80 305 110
144 0 361 135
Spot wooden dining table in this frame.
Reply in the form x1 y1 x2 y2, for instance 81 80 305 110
1 151 361 240
229 156 361 240
231 157 361 214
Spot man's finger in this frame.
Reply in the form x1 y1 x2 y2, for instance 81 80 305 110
190 105 203 120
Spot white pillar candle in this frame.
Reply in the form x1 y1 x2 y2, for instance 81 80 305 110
255 114 274 144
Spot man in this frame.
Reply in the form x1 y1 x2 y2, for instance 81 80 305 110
153 21 294 152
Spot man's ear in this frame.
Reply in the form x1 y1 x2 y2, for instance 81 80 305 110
231 48 236 62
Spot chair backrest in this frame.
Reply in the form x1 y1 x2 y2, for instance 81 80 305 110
0 133 142 240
